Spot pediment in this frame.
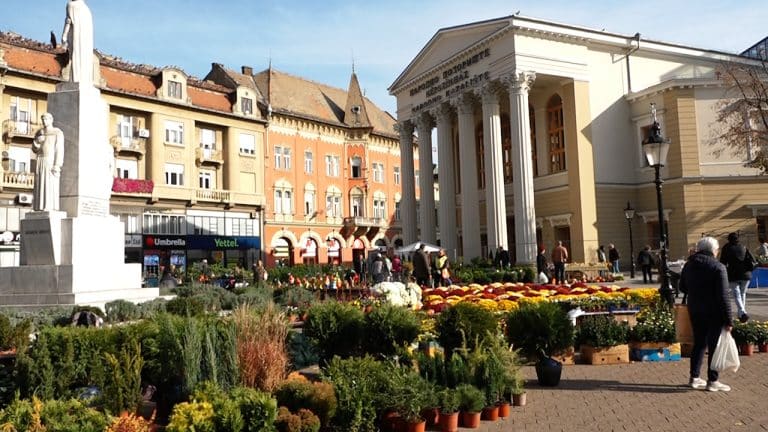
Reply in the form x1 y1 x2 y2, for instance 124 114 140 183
390 18 511 92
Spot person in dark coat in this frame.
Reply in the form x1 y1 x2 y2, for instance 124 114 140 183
536 247 548 280
412 244 431 287
637 245 654 284
719 232 755 323
608 244 620 273
679 236 733 392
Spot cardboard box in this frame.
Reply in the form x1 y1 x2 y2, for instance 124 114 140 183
629 342 681 362
580 344 630 365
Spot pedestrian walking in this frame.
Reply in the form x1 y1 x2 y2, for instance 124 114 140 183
437 249 452 286
412 244 431 287
551 241 568 284
679 236 733 392
536 246 549 283
719 232 756 323
608 244 620 273
597 245 607 263
637 245 654 284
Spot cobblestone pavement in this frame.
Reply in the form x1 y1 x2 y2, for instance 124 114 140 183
462 353 768 432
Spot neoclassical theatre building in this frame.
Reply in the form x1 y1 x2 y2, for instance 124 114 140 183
390 15 767 268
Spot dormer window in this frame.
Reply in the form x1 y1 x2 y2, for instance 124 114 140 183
242 97 253 115
168 80 183 99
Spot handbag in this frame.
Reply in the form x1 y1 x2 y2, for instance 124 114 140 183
711 329 740 373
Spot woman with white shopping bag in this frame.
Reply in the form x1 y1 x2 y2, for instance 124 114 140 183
679 237 734 392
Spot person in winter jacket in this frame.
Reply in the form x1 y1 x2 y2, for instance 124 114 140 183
680 236 733 392
719 232 756 323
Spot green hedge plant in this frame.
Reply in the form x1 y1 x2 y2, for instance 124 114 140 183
436 302 498 355
506 302 574 361
576 315 630 348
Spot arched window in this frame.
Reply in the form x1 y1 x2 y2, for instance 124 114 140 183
351 156 362 178
373 191 386 220
304 183 316 217
273 179 293 215
325 185 342 218
350 187 364 217
547 94 566 173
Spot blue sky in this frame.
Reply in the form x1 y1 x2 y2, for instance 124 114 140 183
2 0 765 115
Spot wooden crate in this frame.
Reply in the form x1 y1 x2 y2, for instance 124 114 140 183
629 342 681 362
552 346 575 365
580 344 630 365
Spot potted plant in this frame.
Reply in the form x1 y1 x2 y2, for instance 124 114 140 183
436 388 460 432
455 384 484 429
436 302 498 355
576 315 630 364
509 372 527 407
757 321 768 353
628 304 680 362
506 302 574 386
732 321 759 356
389 369 434 432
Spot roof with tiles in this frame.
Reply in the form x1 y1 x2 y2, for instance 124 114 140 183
0 32 62 77
253 68 397 138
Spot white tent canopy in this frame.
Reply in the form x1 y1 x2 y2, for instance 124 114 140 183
394 241 441 255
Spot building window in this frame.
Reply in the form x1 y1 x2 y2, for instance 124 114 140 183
117 115 135 147
168 80 183 99
373 197 386 219
351 156 362 178
9 97 33 134
199 170 214 189
393 166 400 185
372 162 384 183
415 170 420 188
547 94 566 173
8 146 30 173
144 213 186 235
304 151 313 174
304 190 315 216
241 97 253 115
325 155 340 177
273 182 293 215
164 163 184 186
164 120 184 145
503 136 513 183
274 146 291 170
350 190 364 217
395 200 401 221
116 159 138 179
530 104 538 177
239 133 255 155
325 192 342 218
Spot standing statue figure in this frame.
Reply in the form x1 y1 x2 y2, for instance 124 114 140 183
32 113 65 211
60 0 94 86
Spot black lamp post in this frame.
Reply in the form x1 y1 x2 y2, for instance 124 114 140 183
623 201 636 279
642 103 674 306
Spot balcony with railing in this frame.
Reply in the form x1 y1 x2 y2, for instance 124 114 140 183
110 135 146 159
2 119 38 142
111 178 263 207
195 147 224 166
342 215 386 238
1 171 34 189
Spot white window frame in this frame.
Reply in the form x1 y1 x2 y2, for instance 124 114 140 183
325 193 342 218
199 170 215 189
350 193 364 217
8 146 31 173
304 190 315 216
241 97 253 115
10 97 32 135
164 163 184 186
274 146 292 170
115 158 138 179
164 120 184 145
373 162 384 183
373 198 386 219
239 133 255 155
304 151 313 174
394 166 400 185
168 80 183 99
325 155 340 177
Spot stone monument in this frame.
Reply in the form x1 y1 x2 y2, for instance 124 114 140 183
0 0 159 308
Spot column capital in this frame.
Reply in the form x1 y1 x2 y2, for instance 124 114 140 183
454 92 478 115
477 81 503 104
415 112 435 131
431 103 454 124
503 71 537 93
395 120 414 136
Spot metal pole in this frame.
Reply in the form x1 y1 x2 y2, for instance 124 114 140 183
655 165 674 305
627 217 635 279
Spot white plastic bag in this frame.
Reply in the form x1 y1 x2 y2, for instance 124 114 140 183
537 272 549 284
711 329 740 373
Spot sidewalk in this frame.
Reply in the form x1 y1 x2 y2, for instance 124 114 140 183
469 353 768 431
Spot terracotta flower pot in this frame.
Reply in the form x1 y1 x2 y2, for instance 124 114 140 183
739 344 754 356
460 411 481 429
438 412 459 432
481 405 499 421
380 409 401 432
759 343 768 353
420 407 440 426
401 419 426 432
512 392 527 406
497 402 511 418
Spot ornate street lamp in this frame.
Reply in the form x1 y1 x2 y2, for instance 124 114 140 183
642 103 674 305
623 201 636 279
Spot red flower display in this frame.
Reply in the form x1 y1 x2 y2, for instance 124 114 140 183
112 177 155 194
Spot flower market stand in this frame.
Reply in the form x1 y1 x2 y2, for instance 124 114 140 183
629 342 681 362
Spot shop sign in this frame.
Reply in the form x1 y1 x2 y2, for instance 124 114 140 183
187 235 261 250
144 235 186 249
125 234 142 248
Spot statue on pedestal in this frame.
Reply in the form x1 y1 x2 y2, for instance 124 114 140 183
32 113 65 211
60 0 94 86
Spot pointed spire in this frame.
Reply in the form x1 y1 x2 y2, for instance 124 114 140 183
343 70 371 128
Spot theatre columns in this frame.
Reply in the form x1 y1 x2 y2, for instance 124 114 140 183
434 103 458 257
397 121 417 245
416 114 437 244
456 93 482 259
505 71 538 264
479 82 508 252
